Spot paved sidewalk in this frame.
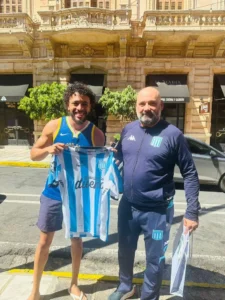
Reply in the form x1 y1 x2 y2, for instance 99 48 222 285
1 271 225 300
0 146 51 167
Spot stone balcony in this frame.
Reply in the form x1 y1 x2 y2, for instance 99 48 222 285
38 8 132 32
0 13 34 36
143 10 225 31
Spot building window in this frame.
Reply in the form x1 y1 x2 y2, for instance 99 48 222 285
79 1 83 6
106 1 109 9
99 1 103 8
73 2 77 6
165 2 169 10
171 2 175 9
91 0 97 7
157 2 162 10
146 74 188 132
85 1 89 6
178 2 182 9
162 103 185 132
0 0 23 12
121 4 126 9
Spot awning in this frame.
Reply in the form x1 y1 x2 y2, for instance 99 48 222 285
0 84 29 102
88 85 103 101
156 82 190 103
217 75 225 97
146 75 190 103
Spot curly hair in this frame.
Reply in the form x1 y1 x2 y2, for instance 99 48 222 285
64 81 96 108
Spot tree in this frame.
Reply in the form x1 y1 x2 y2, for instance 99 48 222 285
99 85 137 123
18 82 67 121
99 85 137 142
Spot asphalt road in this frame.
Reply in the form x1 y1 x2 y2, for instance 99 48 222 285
1 166 225 285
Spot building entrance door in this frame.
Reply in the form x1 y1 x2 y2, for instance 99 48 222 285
0 74 33 146
0 102 33 146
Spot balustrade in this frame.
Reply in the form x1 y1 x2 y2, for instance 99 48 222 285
38 8 131 31
144 10 225 29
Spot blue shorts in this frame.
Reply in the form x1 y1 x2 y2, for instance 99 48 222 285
37 194 63 233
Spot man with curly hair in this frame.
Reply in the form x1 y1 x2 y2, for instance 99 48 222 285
28 82 105 300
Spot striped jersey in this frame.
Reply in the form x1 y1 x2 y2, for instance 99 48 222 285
54 146 122 241
43 116 96 201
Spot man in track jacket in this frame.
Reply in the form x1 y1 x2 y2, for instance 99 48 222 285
109 87 200 300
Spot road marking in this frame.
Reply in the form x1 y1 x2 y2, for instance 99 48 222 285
174 202 225 207
110 205 225 215
2 201 225 215
1 195 225 209
0 161 50 168
7 269 225 289
1 193 40 197
1 200 39 204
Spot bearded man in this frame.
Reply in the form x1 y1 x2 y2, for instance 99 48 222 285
108 87 200 300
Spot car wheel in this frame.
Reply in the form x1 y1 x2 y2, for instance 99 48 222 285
219 174 225 193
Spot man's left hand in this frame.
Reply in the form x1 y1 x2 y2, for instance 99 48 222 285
183 218 199 234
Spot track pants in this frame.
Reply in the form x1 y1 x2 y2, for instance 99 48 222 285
117 197 174 300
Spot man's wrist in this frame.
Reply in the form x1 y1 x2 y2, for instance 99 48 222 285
184 211 199 222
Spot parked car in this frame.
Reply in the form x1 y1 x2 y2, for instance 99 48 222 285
116 136 225 193
174 136 225 192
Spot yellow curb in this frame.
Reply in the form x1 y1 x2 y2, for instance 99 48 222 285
7 269 225 289
0 161 50 168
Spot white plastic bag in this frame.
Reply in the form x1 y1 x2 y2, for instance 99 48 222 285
170 222 190 297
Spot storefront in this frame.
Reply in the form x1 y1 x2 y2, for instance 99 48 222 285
0 74 33 146
146 74 189 132
70 72 106 133
211 75 225 152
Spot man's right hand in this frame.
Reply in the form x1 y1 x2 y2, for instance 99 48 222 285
47 143 66 155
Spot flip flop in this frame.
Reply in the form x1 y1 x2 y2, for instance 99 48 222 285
68 288 87 300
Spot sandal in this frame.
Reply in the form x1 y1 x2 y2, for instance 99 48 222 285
68 288 87 300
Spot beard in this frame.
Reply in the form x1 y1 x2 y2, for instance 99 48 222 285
69 110 88 125
138 110 161 127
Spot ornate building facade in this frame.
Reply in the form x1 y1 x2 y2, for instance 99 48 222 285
0 0 225 150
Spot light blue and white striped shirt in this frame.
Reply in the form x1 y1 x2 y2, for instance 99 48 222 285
55 146 122 241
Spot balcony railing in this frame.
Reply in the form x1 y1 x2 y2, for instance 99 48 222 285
38 8 132 31
143 10 225 30
0 13 34 35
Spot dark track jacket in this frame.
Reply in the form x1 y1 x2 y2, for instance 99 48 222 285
116 120 200 221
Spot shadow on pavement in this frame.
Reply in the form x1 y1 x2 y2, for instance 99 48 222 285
3 200 225 272
135 263 225 285
43 288 69 299
134 264 225 299
0 194 6 204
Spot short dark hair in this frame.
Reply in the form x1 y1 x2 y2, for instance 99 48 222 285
64 81 96 108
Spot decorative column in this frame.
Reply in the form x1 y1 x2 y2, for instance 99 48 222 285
119 35 127 82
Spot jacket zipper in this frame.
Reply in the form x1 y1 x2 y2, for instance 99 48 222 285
131 130 146 201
